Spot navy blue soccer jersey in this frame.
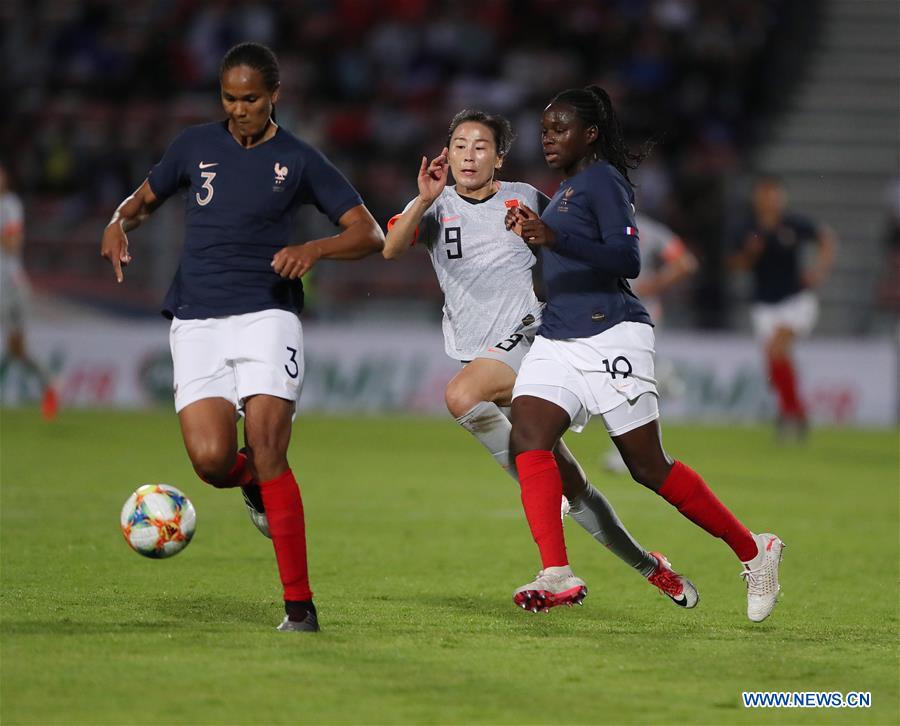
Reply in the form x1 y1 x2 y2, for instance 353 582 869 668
148 121 363 319
538 161 651 339
735 214 818 304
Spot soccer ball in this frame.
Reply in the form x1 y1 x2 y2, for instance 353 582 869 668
120 484 196 558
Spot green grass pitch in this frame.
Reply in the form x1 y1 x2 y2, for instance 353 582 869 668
1 409 897 725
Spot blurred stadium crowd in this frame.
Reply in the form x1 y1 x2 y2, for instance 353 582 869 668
3 0 817 325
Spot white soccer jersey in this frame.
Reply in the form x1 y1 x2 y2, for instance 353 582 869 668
403 182 548 360
634 213 687 323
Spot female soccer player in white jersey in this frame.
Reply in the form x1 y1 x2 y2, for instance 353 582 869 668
384 110 698 610
505 86 784 621
100 42 384 632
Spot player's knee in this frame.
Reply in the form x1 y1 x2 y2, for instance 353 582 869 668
190 445 234 488
444 380 481 418
627 459 669 492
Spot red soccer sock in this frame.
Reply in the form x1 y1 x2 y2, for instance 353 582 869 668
199 450 254 489
658 461 758 562
768 355 806 420
515 450 568 569
259 469 312 602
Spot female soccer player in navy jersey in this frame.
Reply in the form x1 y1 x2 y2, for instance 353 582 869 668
729 175 836 440
504 86 785 621
100 42 384 632
384 110 698 610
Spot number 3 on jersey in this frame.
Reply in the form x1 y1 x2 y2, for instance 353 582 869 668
445 227 462 259
196 171 216 206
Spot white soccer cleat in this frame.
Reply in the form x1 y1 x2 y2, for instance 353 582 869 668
513 565 587 612
742 533 785 622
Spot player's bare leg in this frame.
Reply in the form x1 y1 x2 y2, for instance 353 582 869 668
178 397 242 486
614 414 783 620
243 394 318 632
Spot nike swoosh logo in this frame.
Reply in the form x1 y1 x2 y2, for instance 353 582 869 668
199 162 218 169
442 215 461 223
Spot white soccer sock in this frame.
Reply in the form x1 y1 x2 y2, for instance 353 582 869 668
455 401 518 483
567 484 658 577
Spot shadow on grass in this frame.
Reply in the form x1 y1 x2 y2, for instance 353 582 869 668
3 593 273 635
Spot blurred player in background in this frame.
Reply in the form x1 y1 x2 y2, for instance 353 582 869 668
603 213 697 472
100 42 384 632
384 110 698 609
0 162 58 419
505 86 784 622
729 175 837 440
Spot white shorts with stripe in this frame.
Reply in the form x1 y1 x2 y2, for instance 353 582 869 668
750 290 818 341
472 311 542 373
169 309 304 414
513 321 659 435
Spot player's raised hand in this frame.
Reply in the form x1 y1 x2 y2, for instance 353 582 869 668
100 223 132 283
417 147 449 204
272 241 322 280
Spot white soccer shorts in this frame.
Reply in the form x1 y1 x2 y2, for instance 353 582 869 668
750 290 818 341
513 321 659 435
473 311 543 373
169 309 304 414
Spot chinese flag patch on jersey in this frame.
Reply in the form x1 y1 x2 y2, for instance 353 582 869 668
505 199 519 208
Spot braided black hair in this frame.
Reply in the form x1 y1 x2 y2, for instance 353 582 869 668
447 110 515 158
550 85 649 184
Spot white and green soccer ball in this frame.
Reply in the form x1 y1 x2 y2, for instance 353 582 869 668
120 484 196 558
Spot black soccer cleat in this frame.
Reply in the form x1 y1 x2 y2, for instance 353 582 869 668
238 447 271 539
277 602 319 632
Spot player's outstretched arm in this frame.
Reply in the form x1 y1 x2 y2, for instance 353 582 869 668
271 204 384 280
383 148 448 259
100 179 161 283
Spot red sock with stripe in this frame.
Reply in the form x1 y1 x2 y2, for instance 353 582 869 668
259 469 312 601
515 450 568 568
658 461 758 562
768 355 806 419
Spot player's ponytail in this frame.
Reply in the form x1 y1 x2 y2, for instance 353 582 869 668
550 85 651 184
